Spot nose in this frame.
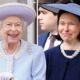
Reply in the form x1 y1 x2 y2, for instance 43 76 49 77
38 13 42 20
11 24 16 31
64 24 69 32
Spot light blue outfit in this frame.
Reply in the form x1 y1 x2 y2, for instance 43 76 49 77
0 40 46 80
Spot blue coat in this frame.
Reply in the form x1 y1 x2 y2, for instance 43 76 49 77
0 40 46 80
45 45 80 80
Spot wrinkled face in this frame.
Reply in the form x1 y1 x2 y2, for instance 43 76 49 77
58 13 80 42
0 16 24 44
38 7 57 32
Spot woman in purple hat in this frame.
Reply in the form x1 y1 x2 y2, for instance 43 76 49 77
0 2 46 80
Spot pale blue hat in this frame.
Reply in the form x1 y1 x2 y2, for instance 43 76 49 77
44 3 80 16
0 2 36 25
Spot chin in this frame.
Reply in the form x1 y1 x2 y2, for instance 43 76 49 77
41 27 46 31
63 39 71 42
7 39 19 44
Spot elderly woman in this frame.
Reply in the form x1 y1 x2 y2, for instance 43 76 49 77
45 3 80 80
0 2 46 80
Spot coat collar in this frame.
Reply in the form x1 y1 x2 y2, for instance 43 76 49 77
0 40 34 59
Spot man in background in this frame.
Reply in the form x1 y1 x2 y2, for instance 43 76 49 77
38 3 61 51
38 0 72 51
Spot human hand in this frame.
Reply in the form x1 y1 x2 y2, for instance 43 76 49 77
0 72 14 80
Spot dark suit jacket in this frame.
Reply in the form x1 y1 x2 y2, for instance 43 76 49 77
38 32 62 48
38 32 49 48
45 45 80 80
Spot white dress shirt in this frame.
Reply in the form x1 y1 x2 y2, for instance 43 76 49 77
44 34 61 51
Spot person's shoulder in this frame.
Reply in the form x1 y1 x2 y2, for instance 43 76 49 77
45 45 60 56
39 32 49 38
46 45 60 52
22 40 44 55
30 43 43 53
39 32 49 36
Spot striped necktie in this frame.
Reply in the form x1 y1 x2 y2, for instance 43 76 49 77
49 35 55 49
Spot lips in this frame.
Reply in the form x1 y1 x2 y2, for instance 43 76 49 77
38 21 43 25
61 32 72 37
8 33 19 38
39 22 44 26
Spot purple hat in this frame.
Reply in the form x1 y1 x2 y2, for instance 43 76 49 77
0 2 36 25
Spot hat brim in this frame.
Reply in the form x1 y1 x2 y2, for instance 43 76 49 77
40 4 59 13
0 3 36 25
47 3 80 16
